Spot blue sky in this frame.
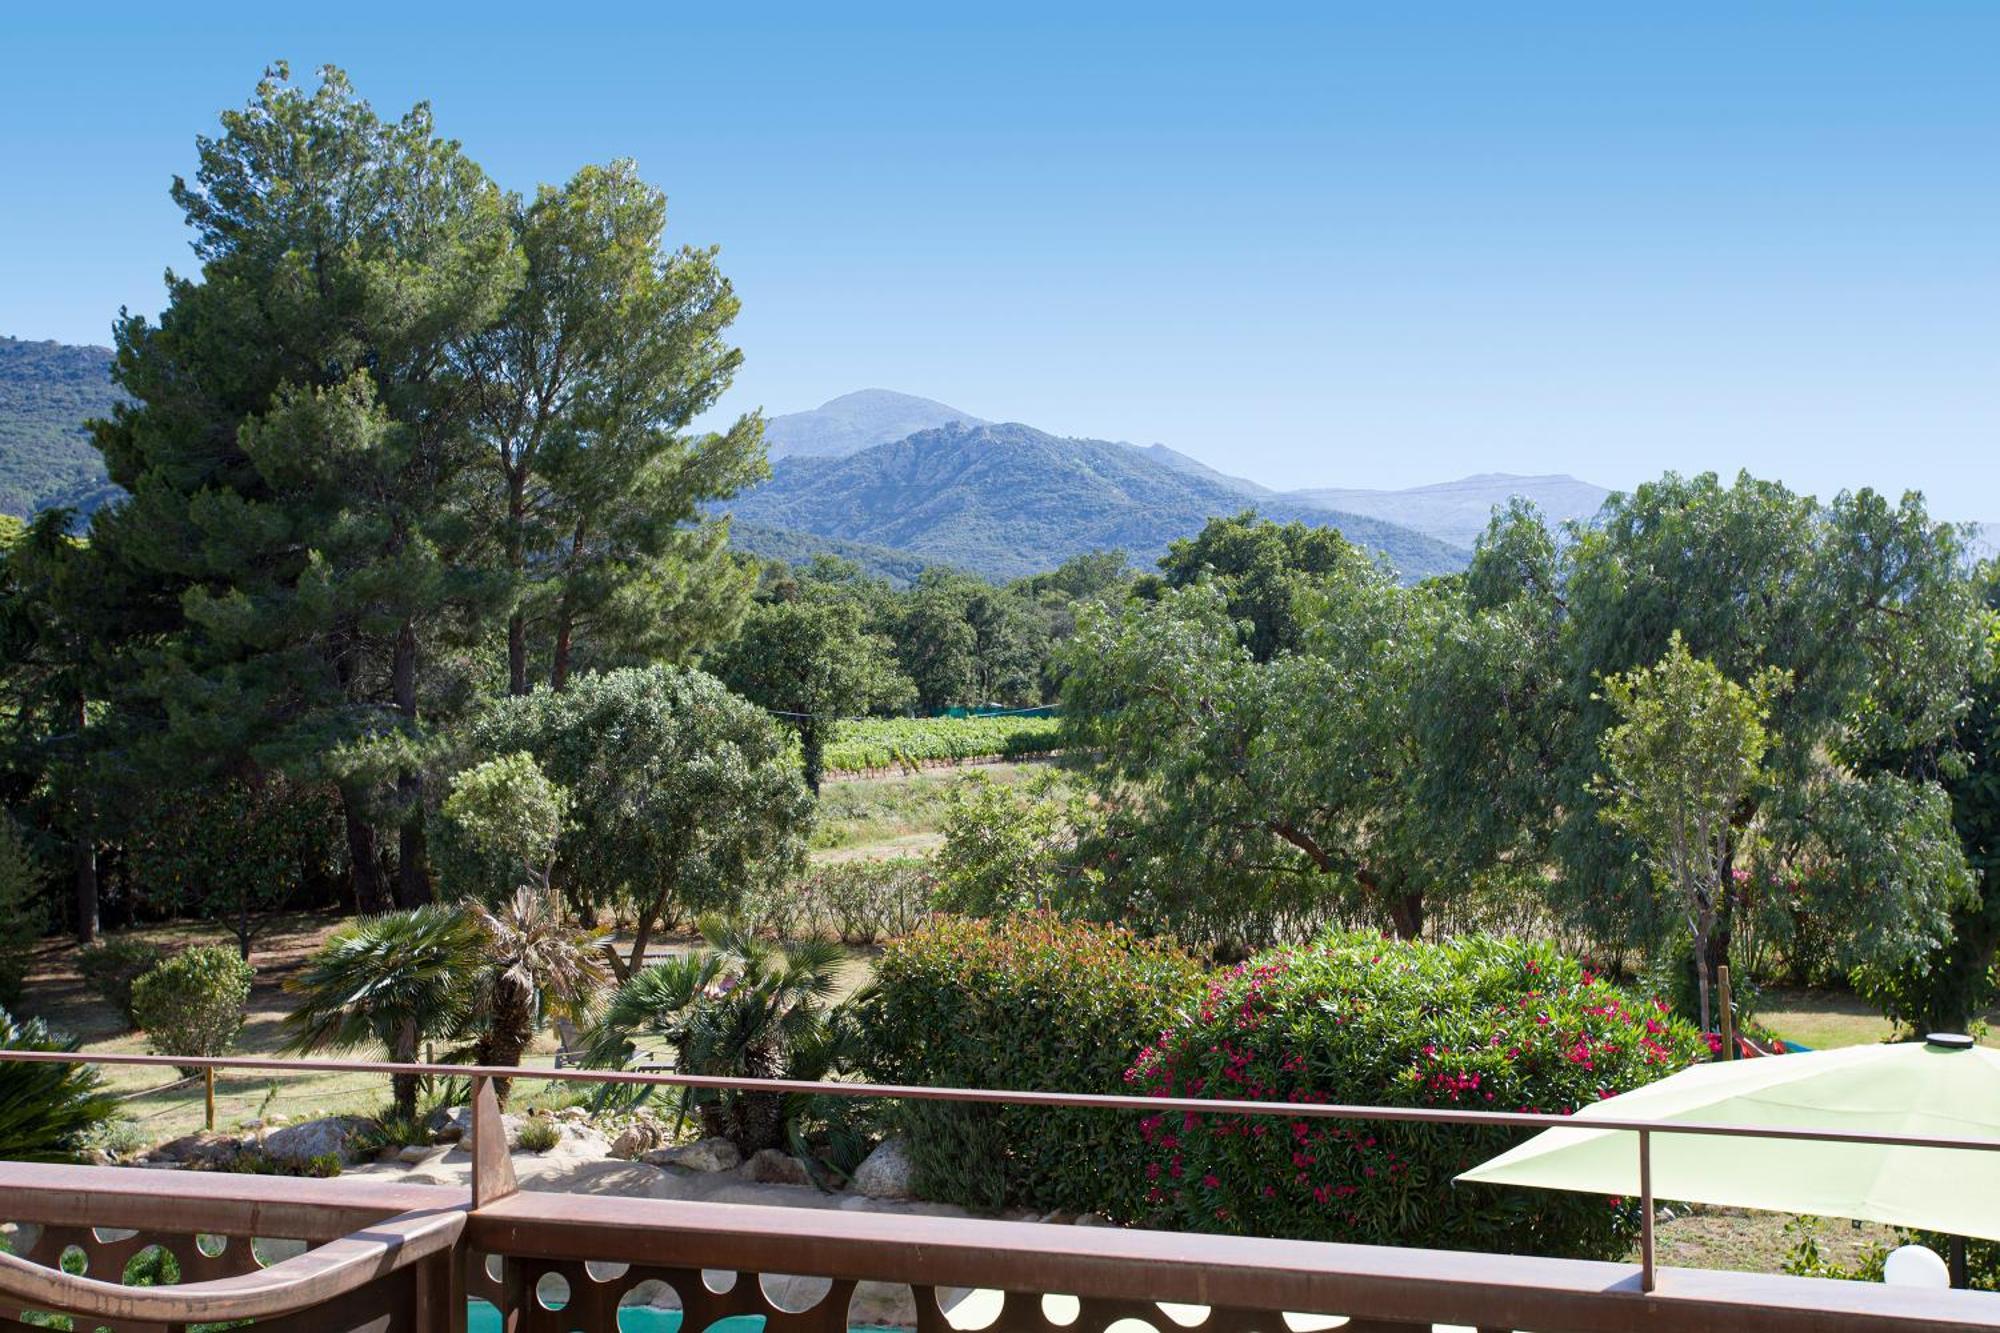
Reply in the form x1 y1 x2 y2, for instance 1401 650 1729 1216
3 3 1997 517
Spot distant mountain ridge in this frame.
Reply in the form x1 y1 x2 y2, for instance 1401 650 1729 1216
1288 472 1613 549
0 336 122 518
727 420 1471 582
764 389 986 460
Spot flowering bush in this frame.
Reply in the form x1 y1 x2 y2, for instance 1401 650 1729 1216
1127 932 1705 1258
860 913 1206 1215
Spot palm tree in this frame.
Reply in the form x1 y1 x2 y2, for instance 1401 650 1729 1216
585 916 861 1157
282 906 484 1119
470 886 609 1105
0 1008 118 1162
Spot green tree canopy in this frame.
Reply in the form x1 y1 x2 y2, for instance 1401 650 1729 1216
461 666 811 971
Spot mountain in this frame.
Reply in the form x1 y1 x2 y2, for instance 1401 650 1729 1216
764 389 986 460
1287 472 1612 549
727 421 1470 582
728 521 935 586
0 336 121 518
1130 442 1273 497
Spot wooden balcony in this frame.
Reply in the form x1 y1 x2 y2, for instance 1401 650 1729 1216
3 1054 1999 1332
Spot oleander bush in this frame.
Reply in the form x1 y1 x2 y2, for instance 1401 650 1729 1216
824 715 1061 773
131 945 254 1078
859 913 1206 1216
1127 932 1706 1259
78 937 165 1029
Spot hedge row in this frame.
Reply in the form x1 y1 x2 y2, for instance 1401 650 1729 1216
824 716 1061 773
858 913 1204 1217
863 921 1706 1259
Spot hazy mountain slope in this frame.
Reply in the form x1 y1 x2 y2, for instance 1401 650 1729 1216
728 421 1470 581
764 389 986 460
1129 442 1273 497
1287 472 1611 548
728 521 935 586
0 336 121 518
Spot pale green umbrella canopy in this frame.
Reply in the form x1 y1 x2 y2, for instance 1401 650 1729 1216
1459 1039 2000 1242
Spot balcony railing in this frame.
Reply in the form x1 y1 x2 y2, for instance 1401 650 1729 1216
2 1050 1998 1331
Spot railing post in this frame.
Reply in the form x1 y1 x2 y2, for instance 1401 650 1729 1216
204 1066 216 1131
470 1074 519 1211
1638 1128 1655 1293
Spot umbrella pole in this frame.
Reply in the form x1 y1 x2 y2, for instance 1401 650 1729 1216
1639 1128 1656 1292
1950 1235 1967 1289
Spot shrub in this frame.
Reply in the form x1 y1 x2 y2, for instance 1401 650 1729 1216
517 1116 562 1153
758 859 935 944
0 1007 119 1162
1127 932 1706 1259
131 945 254 1078
78 936 164 1029
860 913 1207 1216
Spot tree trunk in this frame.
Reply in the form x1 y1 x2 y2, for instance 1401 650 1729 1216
801 723 825 796
474 979 535 1107
1694 931 1714 1040
342 790 390 915
1387 889 1425 941
392 621 431 907
71 834 98 944
549 520 587 691
506 473 530 696
391 1018 421 1121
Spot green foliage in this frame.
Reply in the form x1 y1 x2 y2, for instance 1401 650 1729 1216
859 914 1207 1216
516 1115 563 1153
585 915 863 1169
0 1007 119 1162
1145 511 1372 662
130 945 254 1077
0 814 40 1007
0 336 122 520
443 752 570 891
120 775 343 957
467 886 609 1104
222 1149 343 1178
77 937 165 1029
1595 631 1785 1031
754 859 934 945
1061 549 1468 948
282 905 485 1118
462 665 812 971
932 771 1098 916
1130 933 1706 1258
823 715 1061 773
1785 1216 2000 1292
714 594 913 792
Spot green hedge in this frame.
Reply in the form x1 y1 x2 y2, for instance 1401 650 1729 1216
1128 932 1706 1258
131 945 253 1078
859 913 1205 1216
824 716 1061 773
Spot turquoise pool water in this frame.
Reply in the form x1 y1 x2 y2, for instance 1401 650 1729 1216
467 1302 756 1332
467 1304 896 1332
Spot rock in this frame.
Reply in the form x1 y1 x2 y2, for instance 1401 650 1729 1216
264 1116 372 1165
850 1136 916 1201
398 1144 448 1165
643 1136 742 1173
431 1105 525 1148
150 1131 242 1168
740 1147 811 1187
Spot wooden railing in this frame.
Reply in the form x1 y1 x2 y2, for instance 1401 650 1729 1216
2 1052 1999 1332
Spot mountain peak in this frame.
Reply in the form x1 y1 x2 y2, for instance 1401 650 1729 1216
765 389 986 460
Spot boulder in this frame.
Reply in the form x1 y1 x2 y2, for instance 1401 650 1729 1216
150 1131 243 1169
642 1136 742 1173
431 1105 525 1148
609 1121 673 1161
849 1136 916 1201
740 1147 812 1187
264 1116 372 1165
397 1144 449 1165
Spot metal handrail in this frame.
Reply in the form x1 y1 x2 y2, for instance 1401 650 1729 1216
8 1045 2000 1294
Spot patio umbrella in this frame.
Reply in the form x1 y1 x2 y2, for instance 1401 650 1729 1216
1458 1036 2000 1243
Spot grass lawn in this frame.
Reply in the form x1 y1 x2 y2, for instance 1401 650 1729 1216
1758 985 2000 1050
